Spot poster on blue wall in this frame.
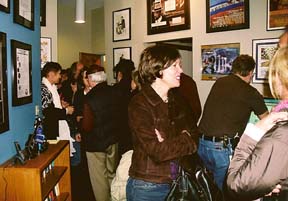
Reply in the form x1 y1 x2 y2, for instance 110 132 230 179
0 32 9 133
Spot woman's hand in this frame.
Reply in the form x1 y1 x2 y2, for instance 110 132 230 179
255 112 288 132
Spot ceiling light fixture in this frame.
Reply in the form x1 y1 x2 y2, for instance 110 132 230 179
75 0 85 23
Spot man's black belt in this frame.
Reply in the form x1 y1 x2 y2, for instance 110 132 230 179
201 135 225 142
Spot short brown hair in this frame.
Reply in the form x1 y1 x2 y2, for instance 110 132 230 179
138 45 181 85
231 54 255 76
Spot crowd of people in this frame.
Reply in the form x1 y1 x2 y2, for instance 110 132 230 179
40 27 288 201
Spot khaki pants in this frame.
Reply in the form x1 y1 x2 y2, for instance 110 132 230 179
86 144 118 201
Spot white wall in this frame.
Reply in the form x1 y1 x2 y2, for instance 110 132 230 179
104 0 283 107
41 0 58 63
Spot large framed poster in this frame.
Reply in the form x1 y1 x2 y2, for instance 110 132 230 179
113 8 131 42
206 0 249 33
0 0 10 13
11 40 32 106
14 0 35 30
147 0 190 35
267 0 288 31
0 32 9 133
252 38 279 83
40 37 51 68
113 47 132 78
201 43 240 80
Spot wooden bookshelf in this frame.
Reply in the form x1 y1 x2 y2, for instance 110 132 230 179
0 140 71 201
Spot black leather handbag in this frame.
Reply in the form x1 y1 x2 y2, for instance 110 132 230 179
166 166 222 201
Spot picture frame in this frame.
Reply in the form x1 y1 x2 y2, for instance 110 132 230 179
0 32 9 133
40 37 52 68
201 43 240 80
147 0 190 35
14 0 35 30
40 0 46 26
11 40 32 106
252 38 279 84
113 47 132 78
206 0 249 33
0 0 10 13
113 8 131 42
267 0 288 31
79 52 103 67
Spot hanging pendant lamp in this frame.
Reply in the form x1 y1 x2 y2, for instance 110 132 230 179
75 0 85 23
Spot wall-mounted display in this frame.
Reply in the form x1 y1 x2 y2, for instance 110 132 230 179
0 0 10 13
201 43 240 80
40 37 51 68
40 0 46 26
206 0 249 33
252 38 279 84
14 0 35 30
0 32 9 133
113 8 131 42
11 40 32 106
113 47 131 78
147 0 190 35
267 0 288 31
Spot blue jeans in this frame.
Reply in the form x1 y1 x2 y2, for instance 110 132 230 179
197 137 233 190
126 177 170 201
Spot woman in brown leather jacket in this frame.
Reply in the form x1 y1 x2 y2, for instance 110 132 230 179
126 45 198 201
225 47 288 201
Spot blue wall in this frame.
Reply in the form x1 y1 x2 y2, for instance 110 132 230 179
0 1 41 164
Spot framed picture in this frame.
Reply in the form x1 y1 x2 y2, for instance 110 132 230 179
11 40 32 106
206 0 249 33
252 38 279 84
113 8 131 42
201 43 240 80
0 32 9 133
14 0 35 30
113 47 132 78
79 52 103 67
0 0 10 13
40 0 46 26
267 0 288 31
40 37 51 68
147 0 190 35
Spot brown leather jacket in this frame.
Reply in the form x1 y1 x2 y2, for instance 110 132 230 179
128 85 197 184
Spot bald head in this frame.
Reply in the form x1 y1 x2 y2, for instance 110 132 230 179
279 31 288 48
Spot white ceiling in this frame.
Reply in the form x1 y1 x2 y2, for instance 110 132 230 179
58 0 104 10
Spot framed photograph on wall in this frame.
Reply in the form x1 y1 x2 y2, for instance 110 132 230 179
252 38 279 83
113 8 131 42
113 47 132 78
14 0 35 30
0 0 10 13
201 43 240 80
40 0 46 26
40 37 51 68
11 40 32 106
147 0 190 35
0 32 9 133
267 0 288 31
206 0 249 33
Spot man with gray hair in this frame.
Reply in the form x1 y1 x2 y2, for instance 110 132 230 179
81 64 122 201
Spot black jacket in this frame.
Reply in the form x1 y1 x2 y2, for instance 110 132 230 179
81 82 122 152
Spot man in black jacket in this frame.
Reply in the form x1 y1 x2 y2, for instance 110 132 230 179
81 64 122 201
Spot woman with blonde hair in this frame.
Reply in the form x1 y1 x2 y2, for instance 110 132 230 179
225 47 288 200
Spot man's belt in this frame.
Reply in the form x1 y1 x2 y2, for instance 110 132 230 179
202 135 224 142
